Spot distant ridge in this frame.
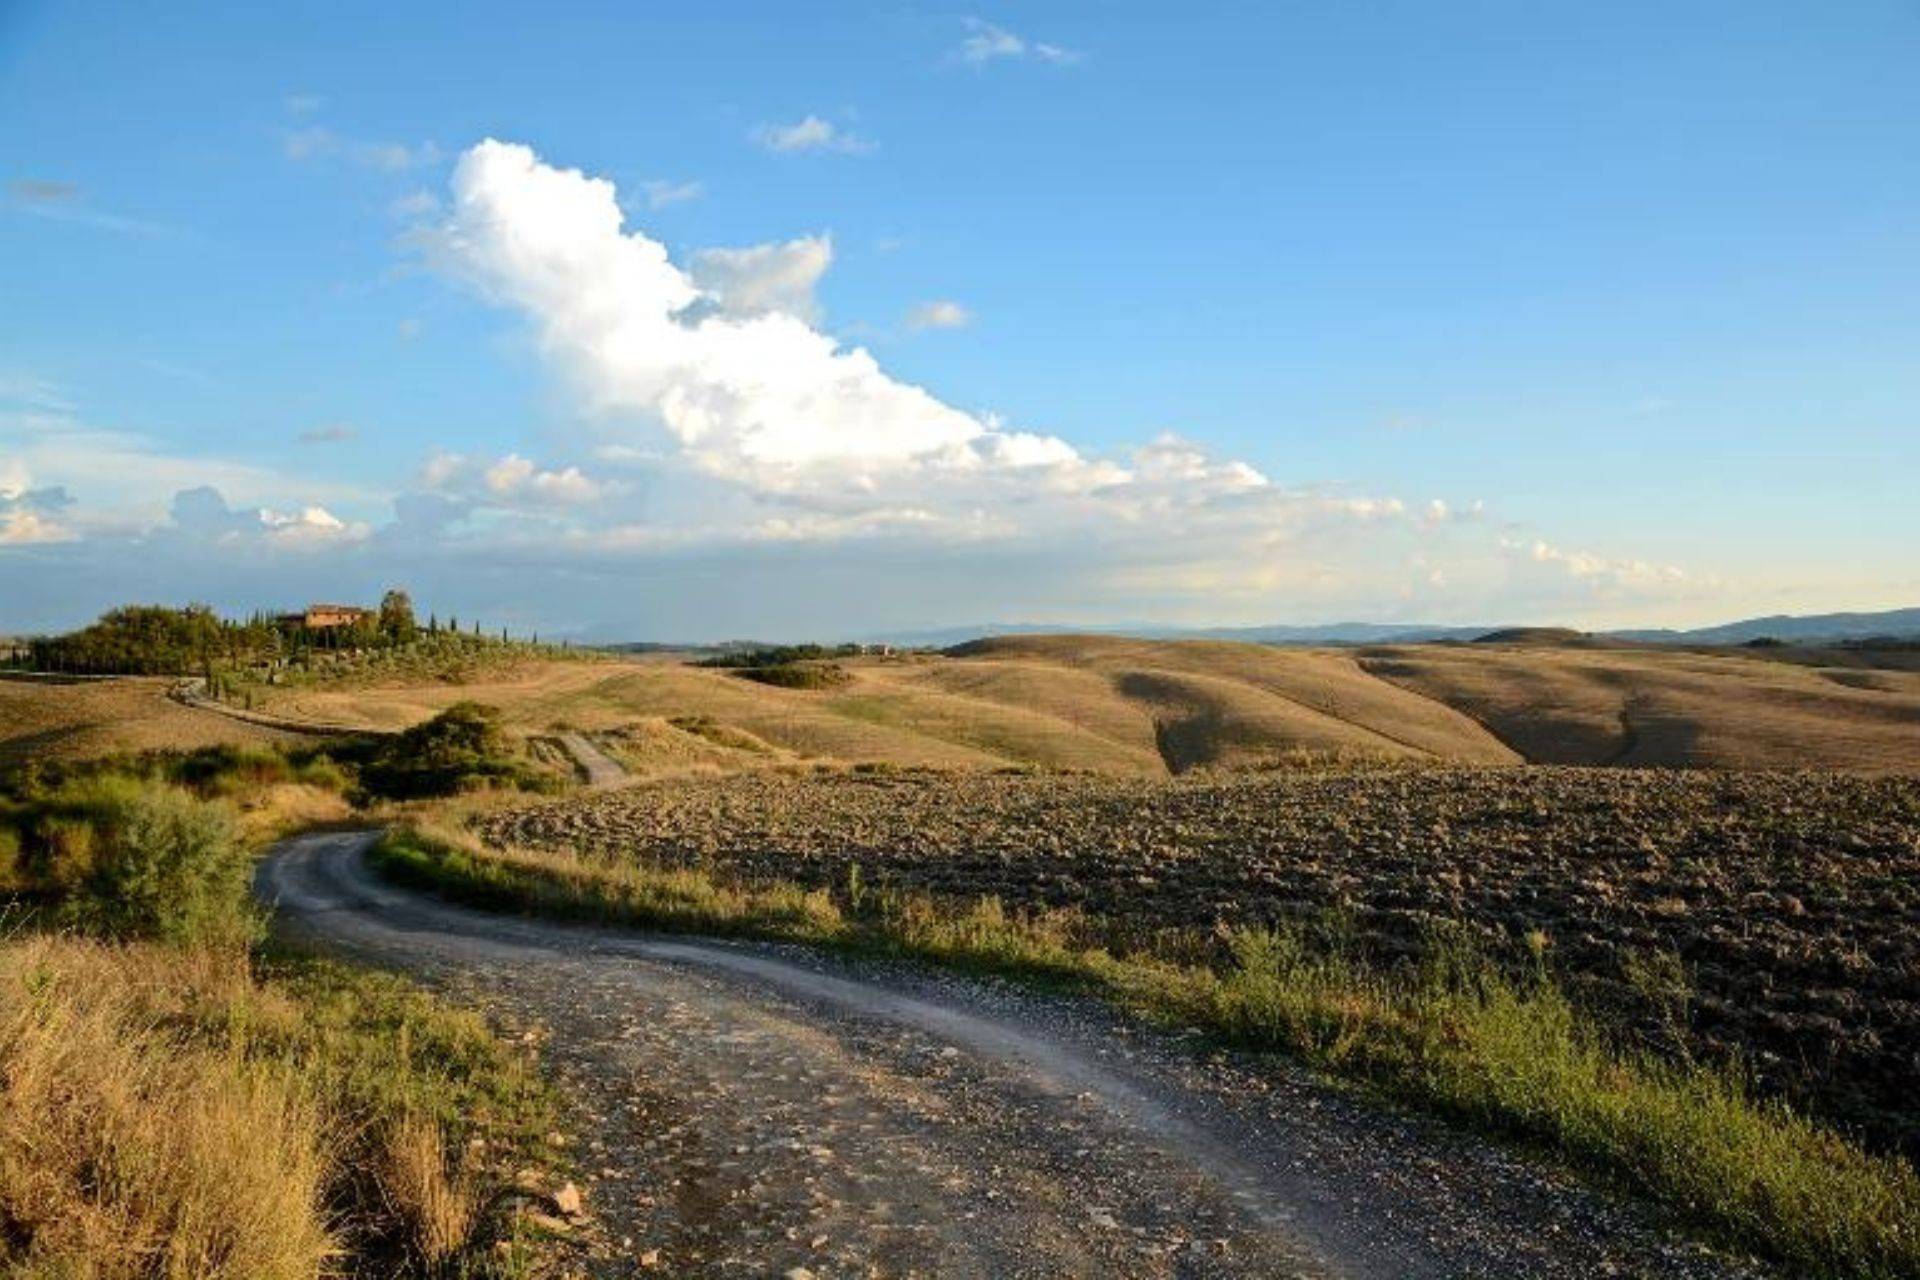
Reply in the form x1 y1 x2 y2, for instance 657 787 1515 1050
1611 607 1920 646
863 606 1920 650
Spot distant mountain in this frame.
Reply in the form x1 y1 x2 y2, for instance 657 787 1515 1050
596 606 1920 652
863 621 1497 648
1613 607 1920 646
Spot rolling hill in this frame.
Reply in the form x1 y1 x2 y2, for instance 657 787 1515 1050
164 633 1920 777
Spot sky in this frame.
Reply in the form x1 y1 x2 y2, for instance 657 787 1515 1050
2 1 1916 640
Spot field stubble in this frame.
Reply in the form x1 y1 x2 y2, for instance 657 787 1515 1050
479 765 1920 1162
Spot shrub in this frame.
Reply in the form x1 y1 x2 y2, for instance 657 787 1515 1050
737 661 853 690
66 785 258 946
38 816 97 887
0 824 21 893
357 702 553 800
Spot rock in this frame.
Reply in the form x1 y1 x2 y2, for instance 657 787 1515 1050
552 1180 585 1218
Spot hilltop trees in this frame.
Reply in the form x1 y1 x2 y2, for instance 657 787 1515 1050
26 605 265 676
378 590 418 644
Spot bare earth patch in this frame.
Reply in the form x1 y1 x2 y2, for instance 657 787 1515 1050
480 766 1920 1160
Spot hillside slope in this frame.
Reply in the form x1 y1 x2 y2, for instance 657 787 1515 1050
17 637 1919 775
1360 643 1920 772
0 675 296 763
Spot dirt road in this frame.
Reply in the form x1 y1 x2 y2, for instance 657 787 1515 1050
556 730 630 788
256 831 1762 1279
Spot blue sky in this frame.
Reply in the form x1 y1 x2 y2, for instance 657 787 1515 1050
2 1 1916 639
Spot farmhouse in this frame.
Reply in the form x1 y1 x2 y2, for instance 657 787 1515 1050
278 603 373 630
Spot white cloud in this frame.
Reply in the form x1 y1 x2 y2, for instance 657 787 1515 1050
169 485 367 548
425 141 1093 491
1 383 375 536
905 300 973 331
750 116 872 155
689 236 833 322
10 136 1727 637
284 126 441 172
0 464 75 544
956 17 1082 66
423 451 608 507
637 178 704 209
390 188 440 219
284 93 325 115
1507 537 1705 599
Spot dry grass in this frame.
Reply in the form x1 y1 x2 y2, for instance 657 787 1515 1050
0 933 558 1278
0 676 296 765
1361 642 1920 772
221 635 1920 776
374 1117 472 1269
0 936 332 1278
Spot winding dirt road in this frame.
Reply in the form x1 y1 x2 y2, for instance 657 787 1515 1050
257 831 1763 1279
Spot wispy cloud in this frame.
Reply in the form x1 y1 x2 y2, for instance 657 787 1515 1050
956 17 1082 67
750 115 873 155
284 92 325 115
297 423 359 445
391 188 441 218
283 126 441 172
905 300 973 331
138 358 214 386
3 179 176 239
636 178 704 209
7 178 80 204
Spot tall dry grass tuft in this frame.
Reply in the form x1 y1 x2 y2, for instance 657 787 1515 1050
375 1116 473 1268
0 935 334 1278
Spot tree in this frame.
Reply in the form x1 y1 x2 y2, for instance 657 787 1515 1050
378 589 419 644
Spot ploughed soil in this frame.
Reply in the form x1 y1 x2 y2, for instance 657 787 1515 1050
479 766 1920 1161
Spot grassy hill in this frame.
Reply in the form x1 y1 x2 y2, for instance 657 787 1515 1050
1359 641 1920 772
0 675 297 764
10 633 1917 775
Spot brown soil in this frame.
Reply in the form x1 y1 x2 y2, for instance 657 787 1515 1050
480 766 1920 1160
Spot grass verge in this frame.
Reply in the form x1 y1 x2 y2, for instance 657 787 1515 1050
0 931 562 1278
373 820 1920 1280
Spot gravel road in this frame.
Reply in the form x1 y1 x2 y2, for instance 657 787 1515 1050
257 831 1765 1279
557 731 631 788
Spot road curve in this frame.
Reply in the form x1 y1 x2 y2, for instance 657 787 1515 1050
257 831 1761 1280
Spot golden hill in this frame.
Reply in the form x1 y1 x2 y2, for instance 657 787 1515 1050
8 636 1916 775
1359 642 1920 773
0 676 296 764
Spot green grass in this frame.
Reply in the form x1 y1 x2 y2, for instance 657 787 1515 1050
373 821 1920 1280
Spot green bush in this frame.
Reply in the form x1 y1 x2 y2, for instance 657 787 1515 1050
0 824 21 893
737 661 853 690
66 785 258 946
356 701 554 800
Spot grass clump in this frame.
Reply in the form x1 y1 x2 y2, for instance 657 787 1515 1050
0 934 558 1278
374 822 1920 1280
